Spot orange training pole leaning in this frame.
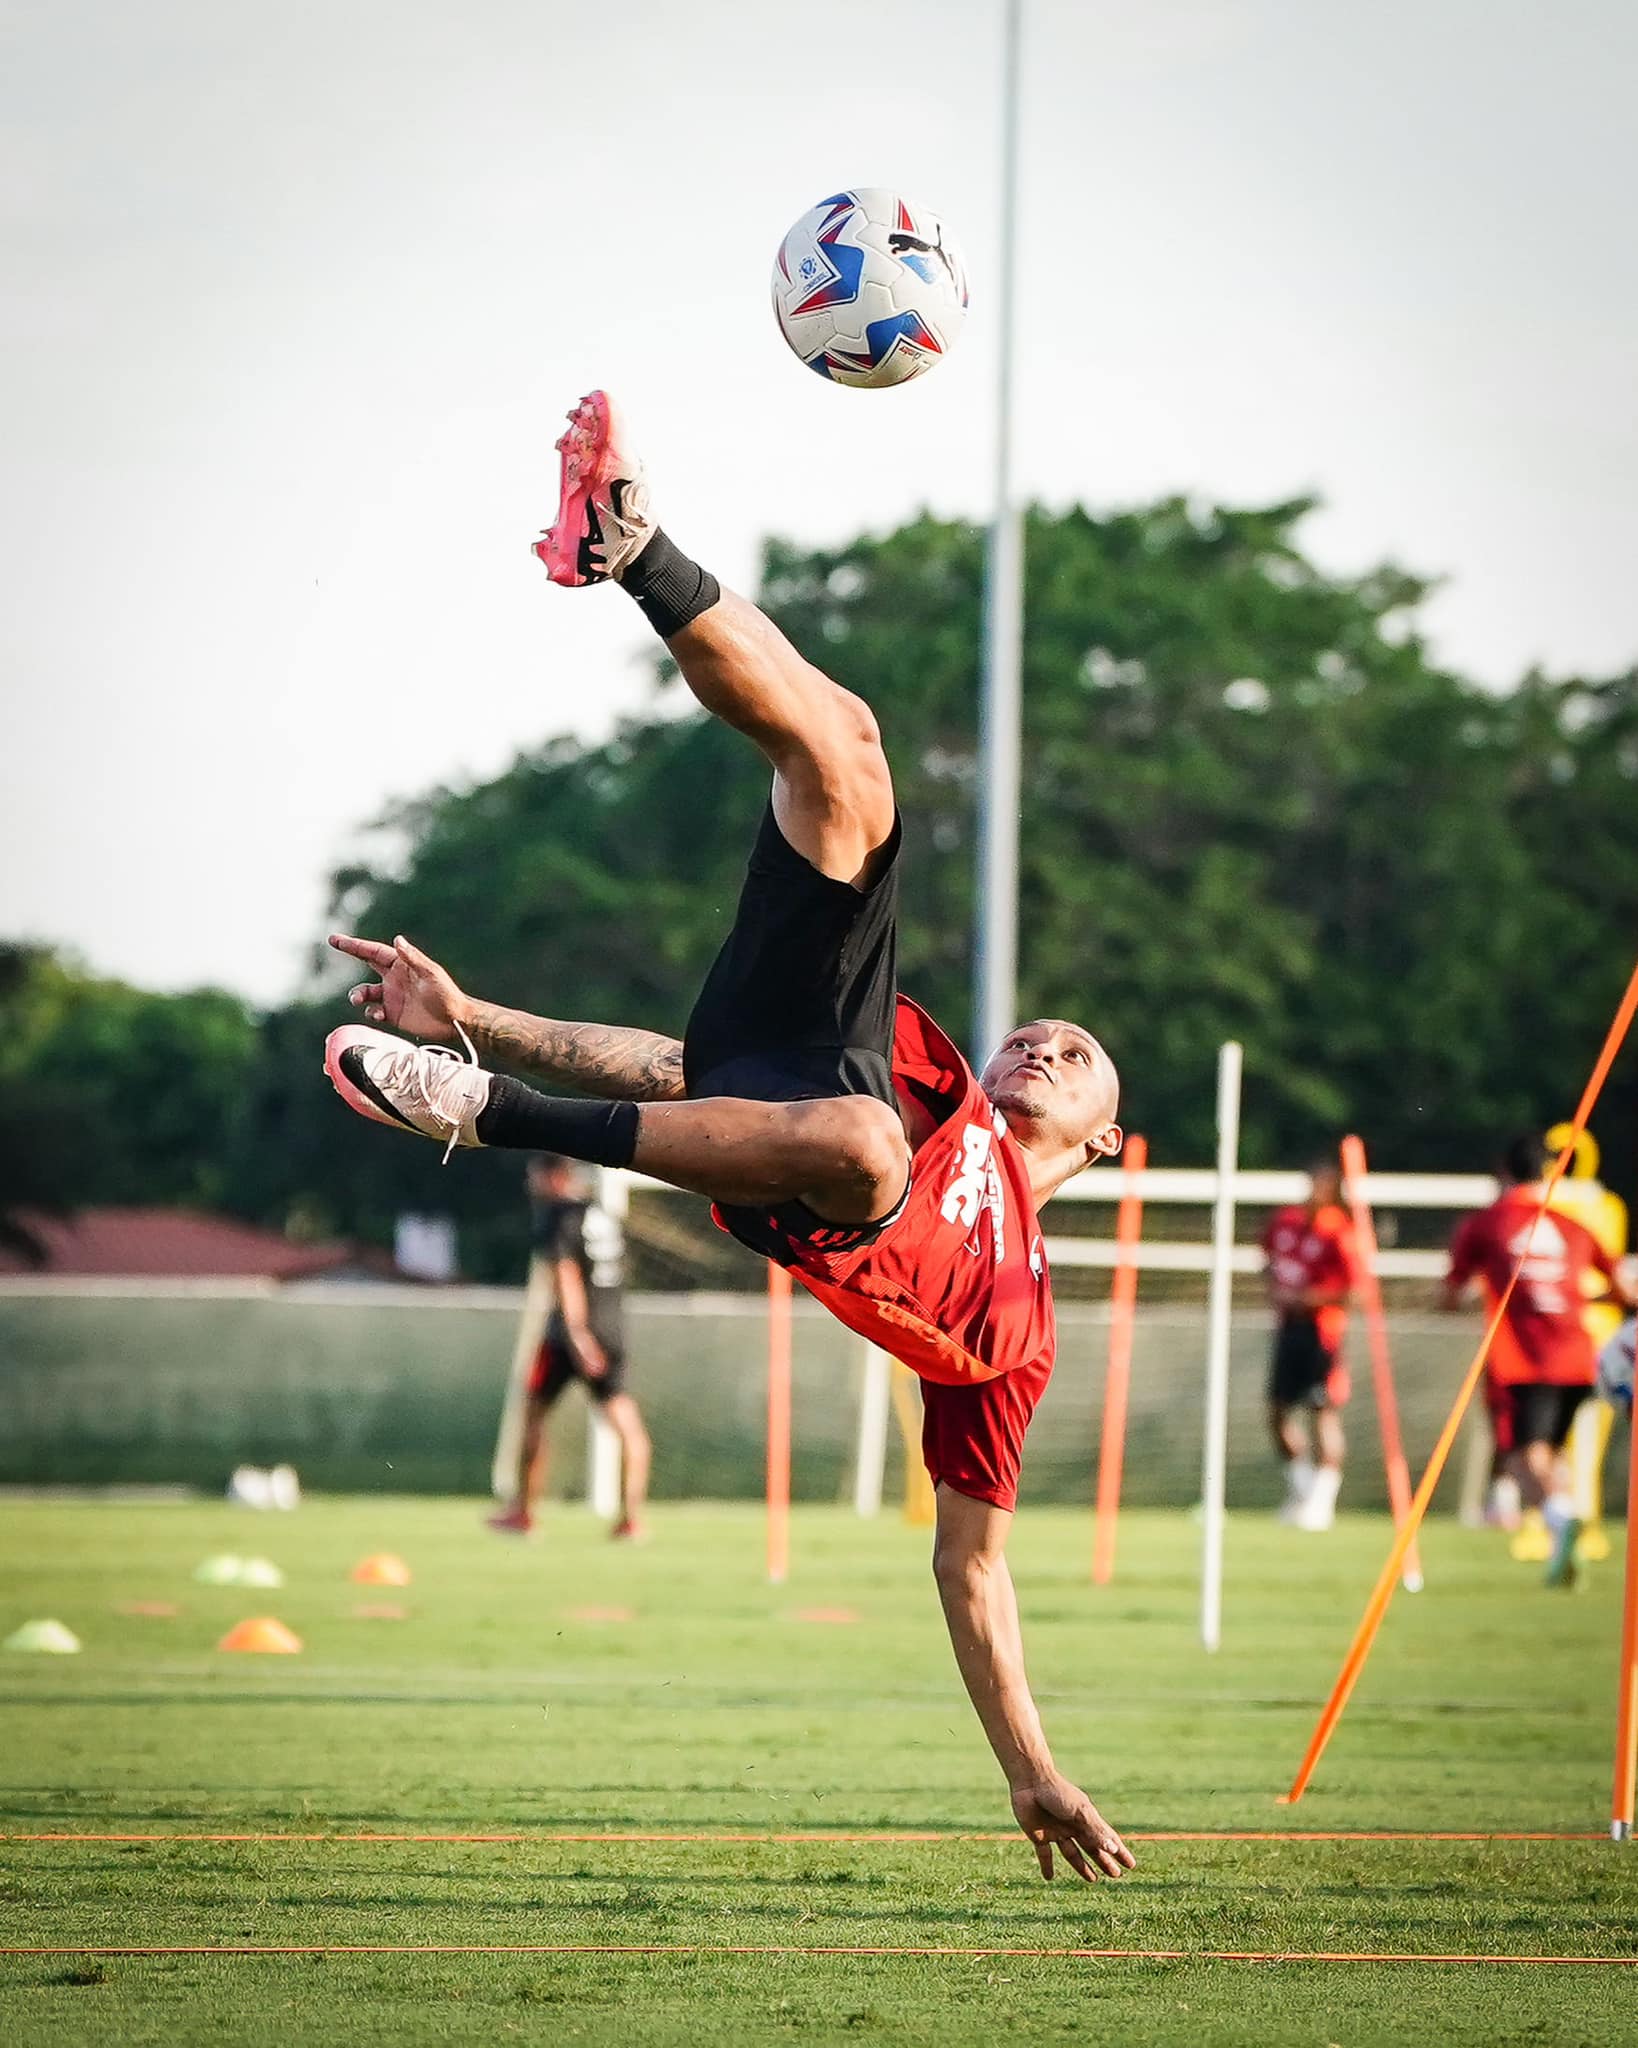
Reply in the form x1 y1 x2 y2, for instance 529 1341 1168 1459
1093 1135 1147 1585
1612 1404 1638 1839
766 1262 792 1585
1339 1135 1423 1594
1284 958 1638 1806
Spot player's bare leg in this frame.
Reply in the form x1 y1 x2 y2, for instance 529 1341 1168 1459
604 1392 651 1538
1514 1438 1555 1511
536 391 896 887
1270 1402 1314 1523
488 1402 548 1534
1298 1402 1344 1530
324 1027 907 1224
661 594 895 886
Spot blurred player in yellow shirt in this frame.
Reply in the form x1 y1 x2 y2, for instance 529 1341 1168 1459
1543 1124 1629 1562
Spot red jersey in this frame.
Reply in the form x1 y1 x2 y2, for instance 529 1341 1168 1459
1447 1189 1613 1387
1262 1203 1356 1352
786 998 1055 1392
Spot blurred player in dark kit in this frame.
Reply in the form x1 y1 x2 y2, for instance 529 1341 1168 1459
489 1156 650 1540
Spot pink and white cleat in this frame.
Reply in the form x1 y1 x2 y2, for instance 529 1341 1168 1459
533 390 657 587
324 1025 492 1158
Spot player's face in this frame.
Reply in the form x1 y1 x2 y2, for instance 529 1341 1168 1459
981 1020 1122 1162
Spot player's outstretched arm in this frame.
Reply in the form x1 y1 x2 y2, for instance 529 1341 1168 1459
328 934 687 1102
932 1485 1134 1884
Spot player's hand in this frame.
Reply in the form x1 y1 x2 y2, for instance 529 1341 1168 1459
329 933 469 1044
1010 1775 1135 1883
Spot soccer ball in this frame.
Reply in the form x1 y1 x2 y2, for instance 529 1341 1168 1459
771 188 969 389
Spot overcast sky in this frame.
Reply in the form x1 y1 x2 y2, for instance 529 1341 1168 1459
4 0 1635 1004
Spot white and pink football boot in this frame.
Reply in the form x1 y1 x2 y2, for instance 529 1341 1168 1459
533 391 657 588
324 1025 492 1159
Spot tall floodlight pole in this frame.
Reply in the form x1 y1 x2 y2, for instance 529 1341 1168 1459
974 0 1025 1066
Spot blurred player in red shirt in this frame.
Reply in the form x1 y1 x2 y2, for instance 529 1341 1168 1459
1445 1133 1632 1568
1262 1161 1357 1529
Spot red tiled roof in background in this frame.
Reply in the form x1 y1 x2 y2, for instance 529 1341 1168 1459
0 1208 393 1280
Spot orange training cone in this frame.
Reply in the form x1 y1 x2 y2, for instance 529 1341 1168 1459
217 1616 303 1654
350 1553 412 1587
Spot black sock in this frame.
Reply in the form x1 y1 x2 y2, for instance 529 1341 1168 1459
474 1078 640 1166
617 528 720 640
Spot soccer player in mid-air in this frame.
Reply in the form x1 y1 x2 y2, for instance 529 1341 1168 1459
325 392 1134 1883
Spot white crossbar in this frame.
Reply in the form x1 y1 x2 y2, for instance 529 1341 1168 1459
1043 1238 1449 1279
1055 1167 1498 1209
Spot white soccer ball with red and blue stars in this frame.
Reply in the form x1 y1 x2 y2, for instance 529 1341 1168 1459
771 188 969 389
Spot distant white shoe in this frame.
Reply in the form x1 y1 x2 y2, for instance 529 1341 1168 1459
1295 1467 1342 1532
1277 1457 1315 1524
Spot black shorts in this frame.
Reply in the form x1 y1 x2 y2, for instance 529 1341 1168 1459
527 1334 627 1408
1269 1315 1343 1410
684 803 905 1259
1499 1383 1586 1454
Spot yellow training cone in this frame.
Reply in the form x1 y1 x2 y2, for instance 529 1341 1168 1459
349 1553 412 1587
217 1616 303 1654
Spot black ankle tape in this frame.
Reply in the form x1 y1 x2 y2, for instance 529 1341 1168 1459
474 1079 639 1166
617 528 720 640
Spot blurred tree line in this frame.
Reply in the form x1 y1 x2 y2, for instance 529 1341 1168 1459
5 497 1634 1279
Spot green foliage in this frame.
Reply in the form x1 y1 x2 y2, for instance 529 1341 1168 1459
0 946 258 1243
305 497 1638 1236
8 498 1636 1273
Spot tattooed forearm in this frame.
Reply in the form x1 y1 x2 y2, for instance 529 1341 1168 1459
465 1001 688 1102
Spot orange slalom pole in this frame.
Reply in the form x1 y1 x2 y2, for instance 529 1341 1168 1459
766 1262 792 1585
1612 1406 1638 1840
1093 1134 1147 1585
1284 958 1638 1805
1339 1134 1423 1593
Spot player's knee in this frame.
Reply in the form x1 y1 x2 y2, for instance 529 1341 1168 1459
830 1097 910 1207
932 1534 984 1592
787 682 886 786
836 686 883 759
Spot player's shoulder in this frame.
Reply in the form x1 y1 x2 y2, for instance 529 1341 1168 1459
892 996 979 1102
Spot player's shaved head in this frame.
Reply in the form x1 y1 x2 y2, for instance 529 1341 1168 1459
1023 1019 1120 1114
980 1018 1122 1175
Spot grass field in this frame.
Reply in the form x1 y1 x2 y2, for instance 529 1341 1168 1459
2 1496 1634 2045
